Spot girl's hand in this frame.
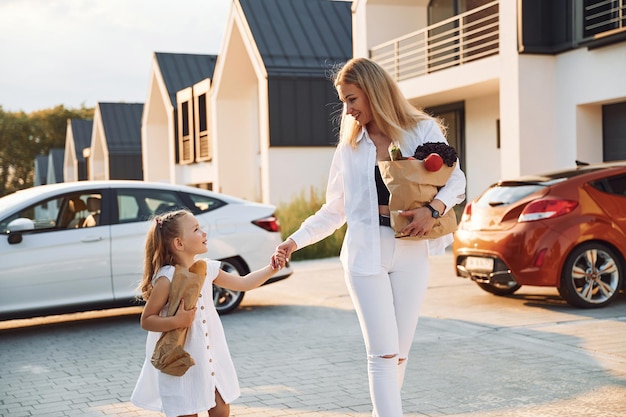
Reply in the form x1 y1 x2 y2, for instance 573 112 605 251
271 246 288 270
276 239 297 262
174 299 196 328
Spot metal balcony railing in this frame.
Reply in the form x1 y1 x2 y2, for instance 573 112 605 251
370 0 499 82
584 0 626 39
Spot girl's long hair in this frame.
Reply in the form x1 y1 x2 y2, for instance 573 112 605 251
332 57 443 147
137 209 190 301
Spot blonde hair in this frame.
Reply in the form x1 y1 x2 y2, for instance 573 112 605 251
332 57 442 147
137 209 191 301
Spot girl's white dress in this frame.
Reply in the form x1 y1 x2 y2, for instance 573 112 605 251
131 258 241 417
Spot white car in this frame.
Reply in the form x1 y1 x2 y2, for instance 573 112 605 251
0 180 292 318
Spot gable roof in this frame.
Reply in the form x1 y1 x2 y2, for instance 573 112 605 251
239 0 352 76
69 119 93 161
97 103 144 154
48 148 65 184
34 155 48 186
154 53 218 106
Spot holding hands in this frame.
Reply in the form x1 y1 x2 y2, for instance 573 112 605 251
271 238 297 270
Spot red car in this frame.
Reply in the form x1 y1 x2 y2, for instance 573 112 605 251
453 161 626 308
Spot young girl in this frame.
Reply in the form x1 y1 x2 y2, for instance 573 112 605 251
131 209 286 417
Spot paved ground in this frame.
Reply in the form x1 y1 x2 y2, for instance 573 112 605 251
1 253 626 417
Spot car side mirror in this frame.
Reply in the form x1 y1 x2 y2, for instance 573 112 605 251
6 218 35 245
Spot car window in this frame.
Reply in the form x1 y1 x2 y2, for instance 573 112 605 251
116 189 188 223
591 173 626 197
185 192 226 213
0 192 103 233
475 184 544 207
0 196 61 234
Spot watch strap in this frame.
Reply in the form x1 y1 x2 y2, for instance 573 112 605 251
425 204 440 218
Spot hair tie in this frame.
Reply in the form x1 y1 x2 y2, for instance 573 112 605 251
155 218 163 229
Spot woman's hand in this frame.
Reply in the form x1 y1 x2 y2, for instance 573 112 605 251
270 247 287 270
174 299 196 329
398 207 436 237
271 238 297 269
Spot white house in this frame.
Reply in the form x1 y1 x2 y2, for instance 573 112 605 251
141 52 217 186
63 118 92 182
353 0 626 200
89 102 143 180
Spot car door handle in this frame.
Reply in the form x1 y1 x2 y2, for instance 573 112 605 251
81 236 103 243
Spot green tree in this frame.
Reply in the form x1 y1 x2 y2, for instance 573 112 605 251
0 105 94 197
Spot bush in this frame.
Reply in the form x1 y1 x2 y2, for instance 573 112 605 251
276 186 346 261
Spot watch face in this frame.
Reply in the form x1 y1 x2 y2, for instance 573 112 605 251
427 204 440 218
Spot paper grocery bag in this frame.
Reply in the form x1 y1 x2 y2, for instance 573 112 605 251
151 260 207 376
378 159 457 240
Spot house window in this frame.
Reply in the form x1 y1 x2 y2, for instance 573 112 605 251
583 0 626 39
178 100 194 164
195 93 212 162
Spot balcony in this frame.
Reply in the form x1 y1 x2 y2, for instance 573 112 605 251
370 0 499 82
584 0 626 39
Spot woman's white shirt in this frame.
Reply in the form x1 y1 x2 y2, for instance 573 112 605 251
288 119 466 275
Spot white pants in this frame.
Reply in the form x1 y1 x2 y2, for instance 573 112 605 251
344 226 430 417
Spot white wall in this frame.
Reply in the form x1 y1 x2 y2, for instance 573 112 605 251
142 67 175 183
176 162 217 187
268 147 335 206
517 55 559 175
353 0 428 57
212 15 263 202
555 43 626 165
90 119 107 181
464 93 500 200
575 105 603 164
63 122 77 182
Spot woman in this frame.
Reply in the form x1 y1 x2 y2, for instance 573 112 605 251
273 57 466 416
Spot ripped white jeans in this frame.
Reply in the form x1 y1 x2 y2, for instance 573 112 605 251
344 226 430 417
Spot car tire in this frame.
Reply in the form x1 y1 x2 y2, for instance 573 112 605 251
476 281 521 296
214 258 247 315
558 242 623 309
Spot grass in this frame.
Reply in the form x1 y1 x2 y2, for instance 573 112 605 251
276 186 346 261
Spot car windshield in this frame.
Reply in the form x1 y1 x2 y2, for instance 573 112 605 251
475 177 568 207
475 184 545 207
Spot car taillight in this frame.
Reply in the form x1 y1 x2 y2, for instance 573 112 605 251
252 215 281 232
461 202 472 222
518 199 578 222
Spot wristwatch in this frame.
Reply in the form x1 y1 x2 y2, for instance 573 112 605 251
425 204 440 219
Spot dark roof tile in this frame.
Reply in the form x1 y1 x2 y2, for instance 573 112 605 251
69 119 93 161
154 53 218 106
97 103 143 154
240 0 352 76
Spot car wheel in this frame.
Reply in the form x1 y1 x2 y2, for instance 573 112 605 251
558 242 623 308
214 258 247 315
476 281 521 296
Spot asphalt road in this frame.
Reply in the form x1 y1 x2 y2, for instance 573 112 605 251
1 253 625 417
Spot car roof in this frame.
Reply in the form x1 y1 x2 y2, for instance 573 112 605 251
496 161 626 187
0 180 252 215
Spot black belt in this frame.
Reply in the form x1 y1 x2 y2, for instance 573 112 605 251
379 215 391 227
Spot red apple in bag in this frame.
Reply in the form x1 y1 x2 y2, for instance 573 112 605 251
423 153 444 171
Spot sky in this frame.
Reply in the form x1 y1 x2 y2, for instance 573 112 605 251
0 0 231 113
